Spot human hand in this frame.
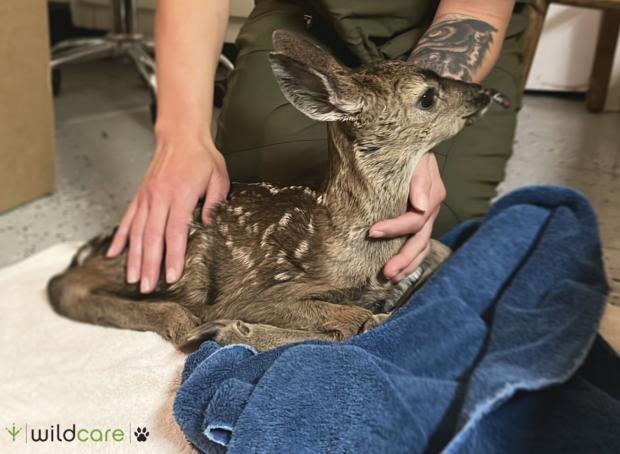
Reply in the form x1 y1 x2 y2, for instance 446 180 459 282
369 152 446 283
106 132 229 293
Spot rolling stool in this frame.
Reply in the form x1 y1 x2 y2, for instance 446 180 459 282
50 0 234 119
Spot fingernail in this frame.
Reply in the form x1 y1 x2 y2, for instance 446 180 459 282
105 246 115 258
393 273 406 283
369 230 385 238
127 268 139 284
166 267 177 283
140 277 151 294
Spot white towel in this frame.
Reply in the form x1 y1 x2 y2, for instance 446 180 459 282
0 243 194 453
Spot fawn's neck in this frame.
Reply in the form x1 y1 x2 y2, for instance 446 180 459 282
320 122 421 229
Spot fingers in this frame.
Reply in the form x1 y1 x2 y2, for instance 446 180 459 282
126 199 148 285
201 167 230 224
425 153 446 205
139 196 170 293
410 154 432 212
164 198 195 284
106 198 138 257
387 242 431 283
370 211 426 238
383 208 437 282
369 153 445 239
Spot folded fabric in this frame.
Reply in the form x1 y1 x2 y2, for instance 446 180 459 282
174 186 619 453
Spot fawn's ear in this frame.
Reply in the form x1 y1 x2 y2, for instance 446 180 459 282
269 30 362 122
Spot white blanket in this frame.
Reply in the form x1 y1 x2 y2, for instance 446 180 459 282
1 243 618 453
0 243 194 453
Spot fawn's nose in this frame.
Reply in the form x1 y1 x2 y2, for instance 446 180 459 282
466 87 510 112
480 88 511 109
460 86 510 126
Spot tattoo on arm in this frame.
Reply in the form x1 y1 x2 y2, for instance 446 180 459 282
409 17 498 82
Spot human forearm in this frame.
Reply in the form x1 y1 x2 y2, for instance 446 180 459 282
107 0 231 291
409 0 516 83
154 0 229 142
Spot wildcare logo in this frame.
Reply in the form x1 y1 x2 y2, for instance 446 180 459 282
5 422 150 445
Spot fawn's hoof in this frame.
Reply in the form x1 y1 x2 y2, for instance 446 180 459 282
178 319 250 352
359 313 390 334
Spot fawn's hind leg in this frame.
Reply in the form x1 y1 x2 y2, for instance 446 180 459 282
49 285 199 346
48 237 199 346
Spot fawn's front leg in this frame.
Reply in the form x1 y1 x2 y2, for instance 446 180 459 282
180 320 337 352
180 301 390 352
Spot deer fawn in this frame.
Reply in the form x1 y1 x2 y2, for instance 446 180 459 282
47 30 508 352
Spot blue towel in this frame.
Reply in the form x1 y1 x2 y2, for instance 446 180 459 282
174 186 619 453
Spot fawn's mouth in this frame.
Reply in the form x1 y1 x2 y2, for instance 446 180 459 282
463 104 491 126
463 89 511 126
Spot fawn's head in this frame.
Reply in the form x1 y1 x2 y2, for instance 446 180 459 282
269 30 508 188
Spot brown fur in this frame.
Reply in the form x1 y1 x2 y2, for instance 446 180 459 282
47 31 502 352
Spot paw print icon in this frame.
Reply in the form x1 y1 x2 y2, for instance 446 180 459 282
134 427 149 442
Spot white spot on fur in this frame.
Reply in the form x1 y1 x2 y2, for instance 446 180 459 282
233 206 244 215
232 247 253 268
308 220 315 234
278 213 292 227
274 272 291 281
261 224 275 247
294 240 309 259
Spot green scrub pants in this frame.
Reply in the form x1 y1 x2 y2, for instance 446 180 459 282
216 0 528 236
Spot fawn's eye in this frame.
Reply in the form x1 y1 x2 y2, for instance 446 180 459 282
418 88 436 110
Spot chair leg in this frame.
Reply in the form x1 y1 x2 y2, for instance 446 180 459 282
51 37 108 53
51 42 116 69
520 0 550 91
127 43 157 91
111 0 136 34
586 9 620 113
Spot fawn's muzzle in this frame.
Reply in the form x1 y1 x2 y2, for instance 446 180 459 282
483 88 511 109
463 88 510 126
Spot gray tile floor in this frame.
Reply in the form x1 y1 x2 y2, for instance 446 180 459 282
0 58 618 304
